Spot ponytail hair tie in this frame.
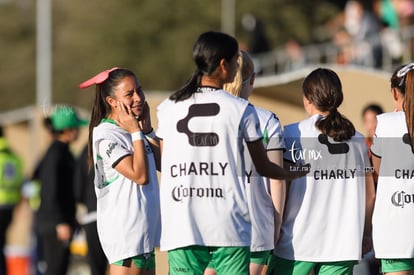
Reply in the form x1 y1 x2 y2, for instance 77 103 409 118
397 63 414 78
329 107 338 115
79 67 119 89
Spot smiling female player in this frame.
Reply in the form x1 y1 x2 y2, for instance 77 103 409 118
79 68 161 275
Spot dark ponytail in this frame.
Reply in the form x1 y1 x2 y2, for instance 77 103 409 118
303 68 355 141
315 107 355 141
170 70 202 102
170 31 239 102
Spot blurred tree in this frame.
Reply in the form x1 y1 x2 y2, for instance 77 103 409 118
0 0 341 112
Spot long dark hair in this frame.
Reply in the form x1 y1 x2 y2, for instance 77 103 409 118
87 68 136 167
170 31 239 102
391 63 414 151
303 68 355 141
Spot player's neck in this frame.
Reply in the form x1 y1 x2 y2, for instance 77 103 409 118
200 76 223 90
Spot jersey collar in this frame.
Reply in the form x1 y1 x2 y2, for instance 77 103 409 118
101 118 118 125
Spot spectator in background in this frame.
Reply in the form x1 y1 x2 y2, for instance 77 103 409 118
242 13 272 75
284 39 305 72
362 104 384 152
362 103 383 185
0 126 24 275
392 0 414 26
26 117 56 275
333 0 383 68
344 0 383 68
379 20 403 68
392 0 414 59
374 0 403 68
375 0 399 29
74 144 108 275
242 13 271 55
36 105 88 275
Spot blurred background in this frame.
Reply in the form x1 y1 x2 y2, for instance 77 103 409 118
1 0 414 274
1 0 413 111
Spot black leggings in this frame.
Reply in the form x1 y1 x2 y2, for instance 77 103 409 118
0 207 13 275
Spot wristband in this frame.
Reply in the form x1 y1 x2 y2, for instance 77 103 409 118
131 131 144 142
144 129 156 139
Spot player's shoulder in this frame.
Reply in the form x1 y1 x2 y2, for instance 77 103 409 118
352 130 365 141
218 89 249 104
377 111 404 123
253 106 280 122
157 96 175 111
283 121 300 137
94 121 125 140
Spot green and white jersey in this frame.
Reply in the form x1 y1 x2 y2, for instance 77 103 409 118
275 114 368 262
371 111 414 258
245 106 285 252
157 89 261 251
92 119 161 263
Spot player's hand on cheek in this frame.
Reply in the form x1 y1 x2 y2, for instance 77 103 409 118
116 101 140 133
138 101 153 133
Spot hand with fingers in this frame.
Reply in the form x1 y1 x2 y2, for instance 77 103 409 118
138 101 153 134
115 101 140 133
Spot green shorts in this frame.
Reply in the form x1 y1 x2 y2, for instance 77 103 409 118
381 258 414 273
112 252 155 270
250 250 271 265
168 245 250 275
267 254 356 275
207 250 271 269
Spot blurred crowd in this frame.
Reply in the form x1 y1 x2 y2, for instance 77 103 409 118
245 0 414 75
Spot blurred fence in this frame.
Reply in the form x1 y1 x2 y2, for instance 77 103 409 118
252 24 414 76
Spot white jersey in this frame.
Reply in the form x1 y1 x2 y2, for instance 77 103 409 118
371 111 414 258
157 89 262 251
246 106 285 251
275 114 369 262
92 119 161 263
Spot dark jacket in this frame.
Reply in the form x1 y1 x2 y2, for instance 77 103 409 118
73 145 96 213
36 140 77 235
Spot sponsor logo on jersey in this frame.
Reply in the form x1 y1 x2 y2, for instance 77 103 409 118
314 168 357 180
177 103 220 147
169 161 228 201
105 142 117 158
172 185 224 202
391 190 414 208
170 162 228 177
318 134 349 154
395 169 414 179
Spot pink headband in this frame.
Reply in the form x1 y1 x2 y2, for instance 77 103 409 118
78 67 119 89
